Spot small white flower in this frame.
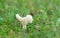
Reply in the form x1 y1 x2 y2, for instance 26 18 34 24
16 14 33 29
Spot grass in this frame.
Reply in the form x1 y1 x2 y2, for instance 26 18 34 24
0 0 60 38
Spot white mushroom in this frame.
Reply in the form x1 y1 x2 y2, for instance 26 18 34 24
16 14 33 29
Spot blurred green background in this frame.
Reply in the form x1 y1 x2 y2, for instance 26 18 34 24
0 0 60 38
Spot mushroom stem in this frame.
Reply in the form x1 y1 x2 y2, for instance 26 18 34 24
22 23 27 29
22 25 26 29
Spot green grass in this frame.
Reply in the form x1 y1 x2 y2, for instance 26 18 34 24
0 0 60 38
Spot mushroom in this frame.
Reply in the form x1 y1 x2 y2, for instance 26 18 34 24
16 14 33 29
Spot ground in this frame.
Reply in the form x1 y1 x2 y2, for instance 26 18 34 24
0 0 60 38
